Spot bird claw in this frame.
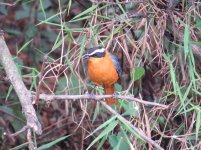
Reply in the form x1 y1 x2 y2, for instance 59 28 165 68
112 93 118 99
88 93 95 99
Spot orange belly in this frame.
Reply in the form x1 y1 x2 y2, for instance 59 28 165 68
87 52 118 86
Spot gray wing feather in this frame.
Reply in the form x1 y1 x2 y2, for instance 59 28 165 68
110 54 122 77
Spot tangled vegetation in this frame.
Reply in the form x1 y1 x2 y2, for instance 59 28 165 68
0 0 201 149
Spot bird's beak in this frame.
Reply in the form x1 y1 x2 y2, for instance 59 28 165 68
82 54 89 59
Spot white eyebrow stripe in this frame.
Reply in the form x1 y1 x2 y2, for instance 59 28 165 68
88 48 105 56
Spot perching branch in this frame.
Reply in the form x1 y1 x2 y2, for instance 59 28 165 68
36 93 166 149
0 36 42 137
37 93 168 109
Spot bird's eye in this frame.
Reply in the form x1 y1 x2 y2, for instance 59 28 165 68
92 54 97 57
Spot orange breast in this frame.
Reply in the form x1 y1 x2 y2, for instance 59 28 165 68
87 51 118 86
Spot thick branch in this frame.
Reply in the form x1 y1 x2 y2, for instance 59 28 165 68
38 93 168 109
0 36 42 135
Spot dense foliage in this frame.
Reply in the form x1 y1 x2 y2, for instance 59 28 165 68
0 0 201 149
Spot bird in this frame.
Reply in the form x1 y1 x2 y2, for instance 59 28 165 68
82 46 122 105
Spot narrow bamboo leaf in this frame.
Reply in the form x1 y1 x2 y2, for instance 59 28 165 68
69 16 91 23
97 136 107 150
37 12 60 25
5 85 13 101
120 121 142 140
38 21 61 27
85 116 117 139
39 0 46 19
191 41 201 46
92 103 99 123
115 0 126 14
87 120 118 150
36 135 70 150
17 39 33 54
182 82 192 101
71 5 97 20
131 67 145 81
67 0 72 14
175 98 193 116
163 54 186 112
10 142 29 150
92 14 110 20
64 27 84 31
52 34 68 51
79 35 86 57
193 22 201 28
121 129 134 150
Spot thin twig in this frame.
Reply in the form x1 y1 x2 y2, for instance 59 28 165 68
37 93 168 109
9 125 29 137
0 2 17 6
32 55 48 105
100 101 164 150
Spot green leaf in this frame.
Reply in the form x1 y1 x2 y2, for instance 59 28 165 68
39 0 51 19
67 0 72 14
70 5 97 21
122 101 139 117
37 12 60 26
97 136 107 150
10 142 29 150
68 74 80 94
87 120 118 150
109 132 129 150
115 83 122 92
115 0 126 14
109 134 118 147
36 135 70 150
120 121 142 140
26 25 37 38
120 129 134 149
92 103 99 123
193 22 201 28
79 35 86 57
0 106 14 116
69 16 91 23
131 67 145 81
5 85 13 101
85 116 117 139
17 39 33 54
116 132 129 150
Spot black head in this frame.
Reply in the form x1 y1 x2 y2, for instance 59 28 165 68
82 46 106 59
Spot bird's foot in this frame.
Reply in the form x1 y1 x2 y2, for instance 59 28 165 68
112 93 118 99
88 93 95 100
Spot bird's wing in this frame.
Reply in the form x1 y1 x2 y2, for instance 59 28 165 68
110 54 122 77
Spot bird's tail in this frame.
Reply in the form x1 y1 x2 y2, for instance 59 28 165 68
104 85 118 105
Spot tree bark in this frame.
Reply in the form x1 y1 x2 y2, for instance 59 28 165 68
0 36 42 135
